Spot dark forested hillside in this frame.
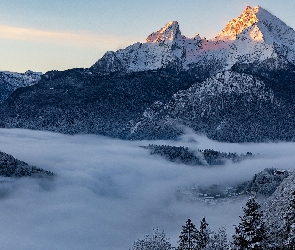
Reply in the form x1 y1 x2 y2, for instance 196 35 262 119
237 168 289 196
142 144 254 166
0 68 196 138
130 70 295 142
0 150 54 178
1 67 295 143
232 57 295 103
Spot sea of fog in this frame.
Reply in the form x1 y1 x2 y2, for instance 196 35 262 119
0 128 294 249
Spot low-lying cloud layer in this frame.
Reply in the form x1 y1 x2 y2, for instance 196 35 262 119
0 128 294 249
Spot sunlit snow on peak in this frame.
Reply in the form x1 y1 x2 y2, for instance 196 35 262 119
91 6 295 75
215 6 259 41
146 21 181 43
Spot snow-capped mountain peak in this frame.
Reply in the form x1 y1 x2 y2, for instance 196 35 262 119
216 6 262 41
216 5 295 43
91 20 189 73
146 21 182 43
91 6 295 74
225 6 295 67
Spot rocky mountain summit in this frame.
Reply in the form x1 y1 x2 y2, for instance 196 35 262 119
92 6 295 74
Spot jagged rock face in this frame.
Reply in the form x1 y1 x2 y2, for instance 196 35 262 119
91 20 229 74
216 6 259 40
146 21 182 43
91 21 191 73
226 6 295 68
0 71 41 103
129 71 295 142
91 51 126 73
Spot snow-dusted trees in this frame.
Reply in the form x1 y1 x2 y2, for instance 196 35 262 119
131 228 172 250
283 191 295 248
178 217 229 250
178 218 199 250
237 168 289 197
143 144 253 166
262 172 295 249
207 226 230 250
233 196 265 249
197 217 210 249
130 172 295 249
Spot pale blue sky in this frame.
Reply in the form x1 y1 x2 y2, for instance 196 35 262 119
1 0 295 73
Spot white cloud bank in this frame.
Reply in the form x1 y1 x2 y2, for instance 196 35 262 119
0 25 138 51
0 128 294 249
0 25 140 73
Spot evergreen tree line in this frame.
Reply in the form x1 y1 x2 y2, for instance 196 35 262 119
142 144 254 166
131 196 295 249
0 150 54 178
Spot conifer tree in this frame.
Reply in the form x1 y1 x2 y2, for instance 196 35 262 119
233 196 265 249
178 218 198 250
214 227 229 250
131 228 172 250
197 217 210 249
209 226 230 250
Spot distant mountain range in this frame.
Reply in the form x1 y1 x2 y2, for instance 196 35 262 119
1 6 295 142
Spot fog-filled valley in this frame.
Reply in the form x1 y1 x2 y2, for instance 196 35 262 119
2 3 295 249
0 128 294 249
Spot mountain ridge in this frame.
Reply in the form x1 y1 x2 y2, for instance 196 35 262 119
0 6 294 143
91 5 295 74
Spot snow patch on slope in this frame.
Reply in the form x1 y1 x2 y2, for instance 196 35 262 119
0 70 42 103
1 70 41 88
146 21 182 43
